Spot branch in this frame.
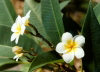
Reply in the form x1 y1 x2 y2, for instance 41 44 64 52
28 23 54 49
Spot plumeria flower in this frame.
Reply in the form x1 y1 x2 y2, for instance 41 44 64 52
11 16 26 44
56 32 85 63
22 10 31 26
12 46 23 61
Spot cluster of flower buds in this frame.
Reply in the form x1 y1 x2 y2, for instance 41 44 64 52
12 46 23 61
11 10 31 61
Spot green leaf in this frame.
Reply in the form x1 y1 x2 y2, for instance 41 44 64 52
0 0 15 47
0 0 16 47
60 0 70 10
82 2 100 72
24 0 49 50
28 51 61 72
0 70 22 72
0 63 18 71
0 45 14 58
0 44 18 69
24 0 65 47
0 45 17 68
41 0 64 46
0 0 16 27
94 3 100 16
24 0 47 38
94 3 100 23
21 64 31 72
0 0 15 48
0 58 15 66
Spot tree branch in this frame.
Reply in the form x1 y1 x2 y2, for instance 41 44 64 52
28 23 54 49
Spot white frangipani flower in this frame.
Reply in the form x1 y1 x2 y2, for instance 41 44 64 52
12 46 23 61
56 32 85 63
11 15 26 44
22 10 31 26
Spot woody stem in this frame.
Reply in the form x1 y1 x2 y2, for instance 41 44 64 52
28 23 54 49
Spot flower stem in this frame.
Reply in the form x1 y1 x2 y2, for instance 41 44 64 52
23 50 37 56
28 23 54 49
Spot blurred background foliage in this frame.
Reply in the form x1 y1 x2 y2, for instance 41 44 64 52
12 0 89 36
0 0 100 72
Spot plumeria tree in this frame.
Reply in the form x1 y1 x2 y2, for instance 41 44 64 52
0 0 100 72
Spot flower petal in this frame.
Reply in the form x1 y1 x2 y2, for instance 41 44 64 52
25 10 31 19
56 42 66 53
11 33 19 42
13 55 17 59
15 35 20 44
61 32 73 43
75 47 84 59
75 35 85 47
21 23 25 35
62 52 74 63
11 23 18 32
16 57 19 61
22 17 26 24
15 15 22 24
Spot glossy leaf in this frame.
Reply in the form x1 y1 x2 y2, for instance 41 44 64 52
0 45 17 70
0 62 18 71
60 0 70 10
24 0 47 38
0 0 16 27
0 58 16 66
0 45 14 58
82 2 100 72
41 0 64 46
21 64 31 72
2 71 21 72
24 0 50 50
94 3 100 23
28 51 61 72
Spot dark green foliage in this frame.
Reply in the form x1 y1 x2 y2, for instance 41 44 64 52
82 2 100 72
41 0 64 46
28 51 61 72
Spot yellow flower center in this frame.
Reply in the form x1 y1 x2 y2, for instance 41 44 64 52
64 40 78 53
25 20 29 26
16 24 21 34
